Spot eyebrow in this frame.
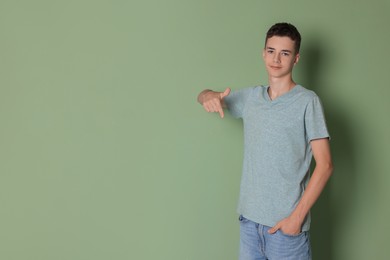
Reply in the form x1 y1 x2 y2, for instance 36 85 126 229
266 47 292 53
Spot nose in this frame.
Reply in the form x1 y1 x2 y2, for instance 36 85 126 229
273 54 281 63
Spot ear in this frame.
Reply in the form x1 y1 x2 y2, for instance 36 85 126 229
262 48 266 60
294 53 300 65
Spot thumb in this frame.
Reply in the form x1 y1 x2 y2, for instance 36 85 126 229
220 88 231 99
268 224 280 234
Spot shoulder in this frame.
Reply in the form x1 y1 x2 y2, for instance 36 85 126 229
227 85 261 99
295 85 320 102
232 85 261 94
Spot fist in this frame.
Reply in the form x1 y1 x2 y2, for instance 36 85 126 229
201 88 231 118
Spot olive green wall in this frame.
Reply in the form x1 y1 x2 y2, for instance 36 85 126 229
1 0 389 259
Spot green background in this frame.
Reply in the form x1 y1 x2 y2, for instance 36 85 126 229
1 0 389 259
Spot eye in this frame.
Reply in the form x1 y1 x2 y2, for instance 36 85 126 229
281 52 290 56
267 50 274 54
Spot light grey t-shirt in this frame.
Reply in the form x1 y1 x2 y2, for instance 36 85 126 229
224 85 329 231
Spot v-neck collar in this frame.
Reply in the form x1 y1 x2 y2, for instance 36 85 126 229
263 85 301 103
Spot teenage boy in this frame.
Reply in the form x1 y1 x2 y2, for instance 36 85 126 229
197 23 333 260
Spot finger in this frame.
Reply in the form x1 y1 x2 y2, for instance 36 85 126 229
209 104 218 113
204 102 217 112
218 108 225 118
220 88 231 99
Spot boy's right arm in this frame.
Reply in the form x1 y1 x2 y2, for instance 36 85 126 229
197 88 231 118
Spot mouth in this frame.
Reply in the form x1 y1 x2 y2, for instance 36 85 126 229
270 66 282 70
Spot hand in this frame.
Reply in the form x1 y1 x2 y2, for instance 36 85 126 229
200 88 231 118
268 216 302 236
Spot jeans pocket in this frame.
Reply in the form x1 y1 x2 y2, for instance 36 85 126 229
267 230 311 259
278 229 304 238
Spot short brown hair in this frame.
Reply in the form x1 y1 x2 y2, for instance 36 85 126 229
265 23 301 53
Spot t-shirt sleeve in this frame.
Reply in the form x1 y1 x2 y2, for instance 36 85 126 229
224 87 254 118
305 95 330 141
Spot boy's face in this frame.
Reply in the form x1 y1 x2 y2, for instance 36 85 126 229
262 36 300 79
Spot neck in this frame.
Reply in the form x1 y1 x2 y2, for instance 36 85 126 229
268 76 296 100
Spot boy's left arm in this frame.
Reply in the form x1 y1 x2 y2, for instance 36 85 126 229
268 138 334 235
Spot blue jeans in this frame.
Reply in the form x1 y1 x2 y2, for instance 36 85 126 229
239 215 311 260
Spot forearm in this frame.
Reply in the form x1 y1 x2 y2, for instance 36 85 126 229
291 162 333 224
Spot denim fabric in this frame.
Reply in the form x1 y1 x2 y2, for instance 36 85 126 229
239 215 311 260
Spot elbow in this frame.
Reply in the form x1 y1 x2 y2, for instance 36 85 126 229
326 161 334 178
317 161 333 179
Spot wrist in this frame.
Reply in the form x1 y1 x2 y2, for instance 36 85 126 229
290 207 307 225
